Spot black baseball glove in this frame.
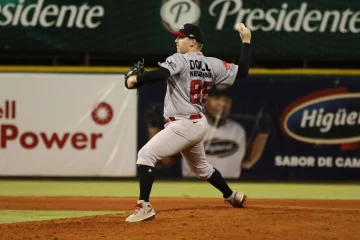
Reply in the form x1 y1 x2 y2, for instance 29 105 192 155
124 58 146 89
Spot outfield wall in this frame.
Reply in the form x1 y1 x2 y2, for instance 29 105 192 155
0 71 137 177
0 67 359 180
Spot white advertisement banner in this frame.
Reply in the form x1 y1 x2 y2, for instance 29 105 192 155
0 73 137 177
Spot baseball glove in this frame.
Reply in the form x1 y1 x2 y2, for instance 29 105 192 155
124 58 146 89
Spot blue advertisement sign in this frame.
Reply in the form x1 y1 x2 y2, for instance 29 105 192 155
137 76 360 181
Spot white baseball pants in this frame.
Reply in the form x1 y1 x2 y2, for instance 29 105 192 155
137 113 214 179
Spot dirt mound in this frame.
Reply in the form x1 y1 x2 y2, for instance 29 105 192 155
1 196 359 240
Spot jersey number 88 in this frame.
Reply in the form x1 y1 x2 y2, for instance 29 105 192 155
190 80 213 104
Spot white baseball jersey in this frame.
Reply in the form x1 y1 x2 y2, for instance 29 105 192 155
182 119 247 179
158 52 238 118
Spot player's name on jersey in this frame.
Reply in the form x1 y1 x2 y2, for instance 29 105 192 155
189 60 213 78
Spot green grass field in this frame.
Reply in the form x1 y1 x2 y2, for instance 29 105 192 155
1 180 360 224
0 210 123 224
1 180 360 199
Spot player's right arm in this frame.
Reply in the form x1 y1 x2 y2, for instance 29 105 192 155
235 23 251 79
212 23 251 86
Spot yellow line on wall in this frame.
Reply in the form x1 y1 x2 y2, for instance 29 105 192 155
0 66 359 75
0 66 129 73
250 68 360 75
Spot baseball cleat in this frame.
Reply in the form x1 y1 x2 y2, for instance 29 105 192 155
125 200 155 222
224 191 247 208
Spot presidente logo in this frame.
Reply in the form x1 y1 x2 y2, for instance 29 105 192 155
281 87 360 146
209 0 360 33
0 0 105 29
160 0 201 31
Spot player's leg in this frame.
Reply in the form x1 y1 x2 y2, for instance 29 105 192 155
181 140 247 207
181 141 232 197
136 119 207 199
126 120 201 222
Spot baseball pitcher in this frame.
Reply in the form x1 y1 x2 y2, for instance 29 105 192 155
124 22 251 222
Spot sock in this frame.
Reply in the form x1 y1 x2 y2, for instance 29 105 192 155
207 168 233 199
137 164 155 202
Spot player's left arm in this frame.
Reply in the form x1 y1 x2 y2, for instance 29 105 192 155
126 54 185 88
126 67 170 88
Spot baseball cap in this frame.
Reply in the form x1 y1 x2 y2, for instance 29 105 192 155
171 23 205 43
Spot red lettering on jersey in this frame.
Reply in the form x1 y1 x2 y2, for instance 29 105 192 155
190 80 213 104
222 61 230 70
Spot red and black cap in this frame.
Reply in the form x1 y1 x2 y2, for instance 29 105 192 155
171 23 204 43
